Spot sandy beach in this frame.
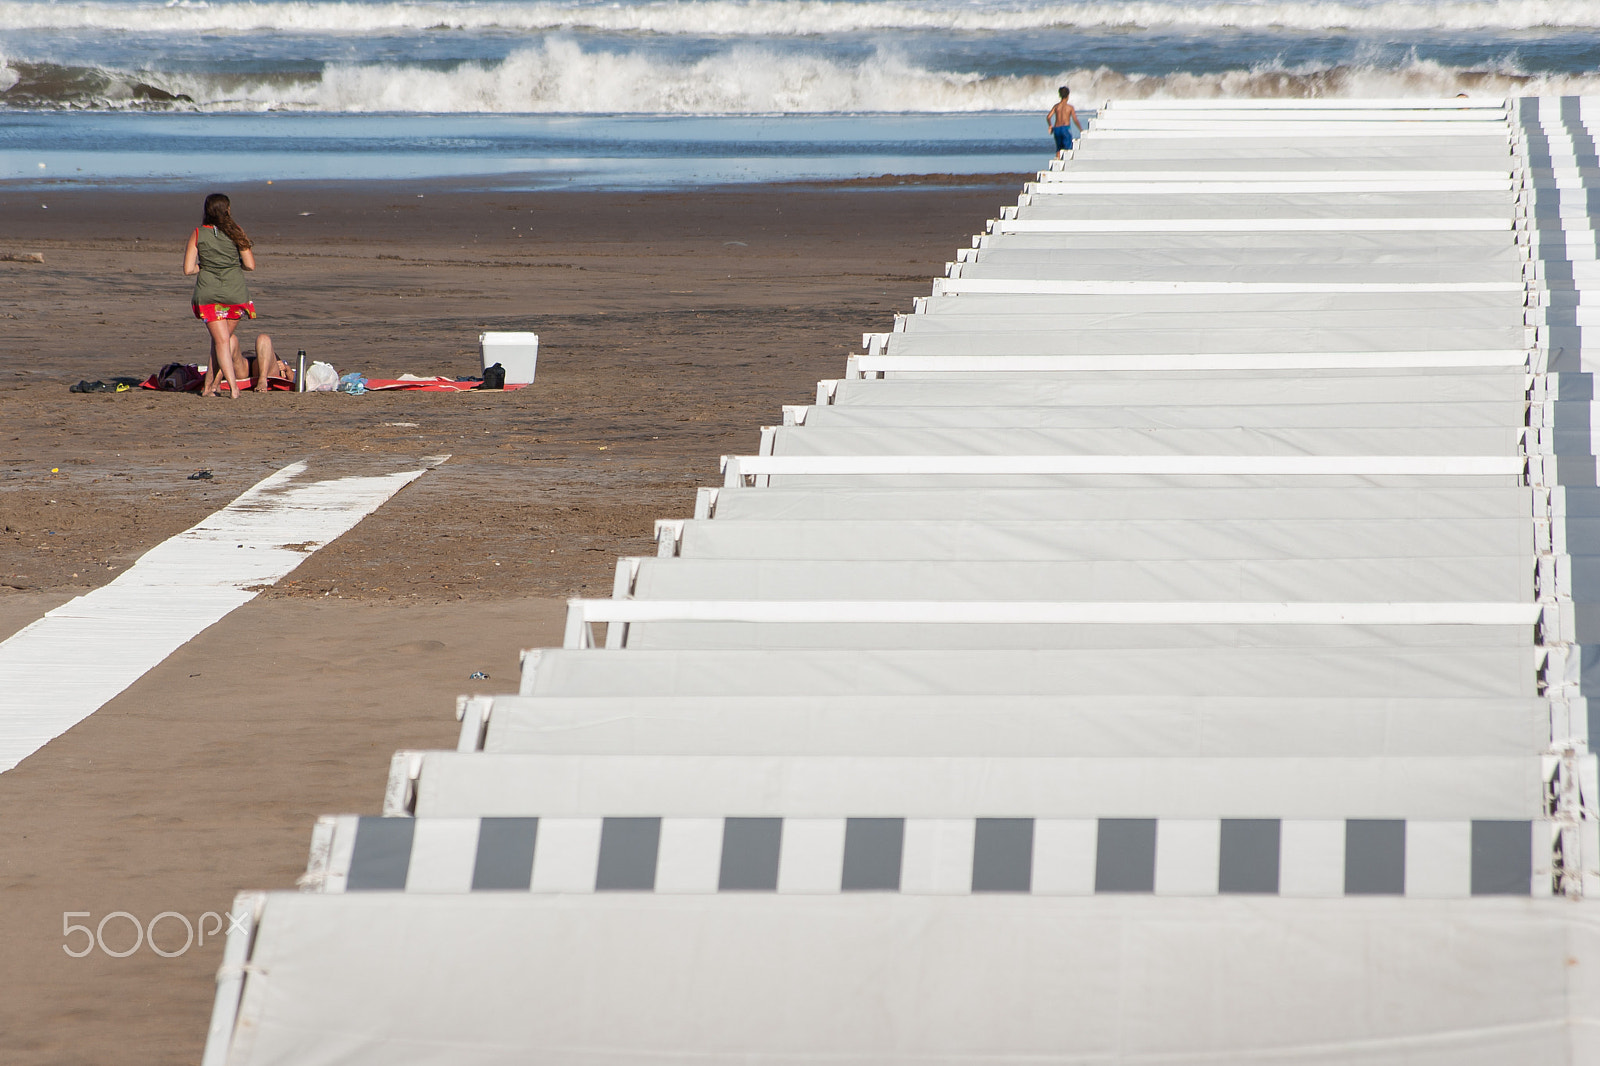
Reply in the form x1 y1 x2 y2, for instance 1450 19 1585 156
0 176 1019 1063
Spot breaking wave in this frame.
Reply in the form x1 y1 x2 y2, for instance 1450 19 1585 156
6 45 1600 112
6 0 1600 35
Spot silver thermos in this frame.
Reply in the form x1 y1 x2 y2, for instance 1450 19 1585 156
297 350 307 393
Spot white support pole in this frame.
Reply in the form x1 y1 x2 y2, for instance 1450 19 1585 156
200 892 267 1066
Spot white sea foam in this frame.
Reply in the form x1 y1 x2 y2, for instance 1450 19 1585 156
109 43 1023 111
14 45 1600 112
6 0 1600 35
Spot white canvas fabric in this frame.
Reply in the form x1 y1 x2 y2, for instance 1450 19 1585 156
797 402 1526 429
404 752 1546 821
746 473 1524 492
823 371 1529 408
666 517 1532 561
203 98 1600 1066
948 262 1521 284
478 694 1547 758
964 239 1523 258
913 289 1523 312
876 327 1531 356
519 646 1539 699
214 894 1600 1066
614 620 1534 652
702 485 1536 522
1011 193 1513 222
626 557 1532 603
764 426 1524 456
971 224 1518 243
1051 140 1512 159
896 308 1520 332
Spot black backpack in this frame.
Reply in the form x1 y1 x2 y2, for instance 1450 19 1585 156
477 362 506 390
157 363 206 392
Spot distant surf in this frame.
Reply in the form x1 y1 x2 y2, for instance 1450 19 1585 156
4 47 1600 113
5 0 1600 113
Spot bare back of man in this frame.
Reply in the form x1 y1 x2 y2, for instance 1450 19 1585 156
1046 87 1082 152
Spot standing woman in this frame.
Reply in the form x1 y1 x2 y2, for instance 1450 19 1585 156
183 193 256 399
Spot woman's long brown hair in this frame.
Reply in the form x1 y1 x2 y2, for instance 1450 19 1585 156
202 193 253 251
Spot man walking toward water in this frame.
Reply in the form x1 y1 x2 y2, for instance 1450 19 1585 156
1046 86 1082 152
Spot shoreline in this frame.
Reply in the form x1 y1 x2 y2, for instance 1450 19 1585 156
0 170 1029 195
0 109 1048 188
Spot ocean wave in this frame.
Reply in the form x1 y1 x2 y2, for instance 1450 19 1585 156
5 0 1600 36
5 45 1600 112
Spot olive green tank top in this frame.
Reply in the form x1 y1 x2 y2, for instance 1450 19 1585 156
192 225 251 306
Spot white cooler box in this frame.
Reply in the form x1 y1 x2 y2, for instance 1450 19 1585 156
480 332 539 385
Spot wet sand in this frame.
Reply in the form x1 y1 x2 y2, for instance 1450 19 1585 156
0 175 1020 1063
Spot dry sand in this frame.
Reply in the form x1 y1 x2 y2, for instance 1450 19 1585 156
0 176 1020 1063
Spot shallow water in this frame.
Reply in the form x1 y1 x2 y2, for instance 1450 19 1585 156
0 110 1048 187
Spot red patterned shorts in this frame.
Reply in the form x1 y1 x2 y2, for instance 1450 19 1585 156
193 302 257 322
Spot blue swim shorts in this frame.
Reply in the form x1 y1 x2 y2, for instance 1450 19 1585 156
1053 125 1074 151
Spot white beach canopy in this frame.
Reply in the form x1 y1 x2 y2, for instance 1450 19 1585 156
202 97 1600 1065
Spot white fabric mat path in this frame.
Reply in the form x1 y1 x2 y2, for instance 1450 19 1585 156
0 456 448 773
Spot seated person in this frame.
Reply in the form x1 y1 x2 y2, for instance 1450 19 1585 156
245 334 295 391
203 332 294 394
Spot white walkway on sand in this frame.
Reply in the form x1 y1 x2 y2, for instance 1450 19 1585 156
0 456 447 774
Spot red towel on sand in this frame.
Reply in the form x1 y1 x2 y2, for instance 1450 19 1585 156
364 378 526 392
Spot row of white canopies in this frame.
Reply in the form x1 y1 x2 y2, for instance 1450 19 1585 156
202 99 1600 1065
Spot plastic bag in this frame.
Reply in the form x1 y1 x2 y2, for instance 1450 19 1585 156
303 361 339 392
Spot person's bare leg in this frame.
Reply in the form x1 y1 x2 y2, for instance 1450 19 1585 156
227 332 252 396
228 333 244 384
200 321 224 397
207 319 243 398
254 333 275 391
201 335 219 397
